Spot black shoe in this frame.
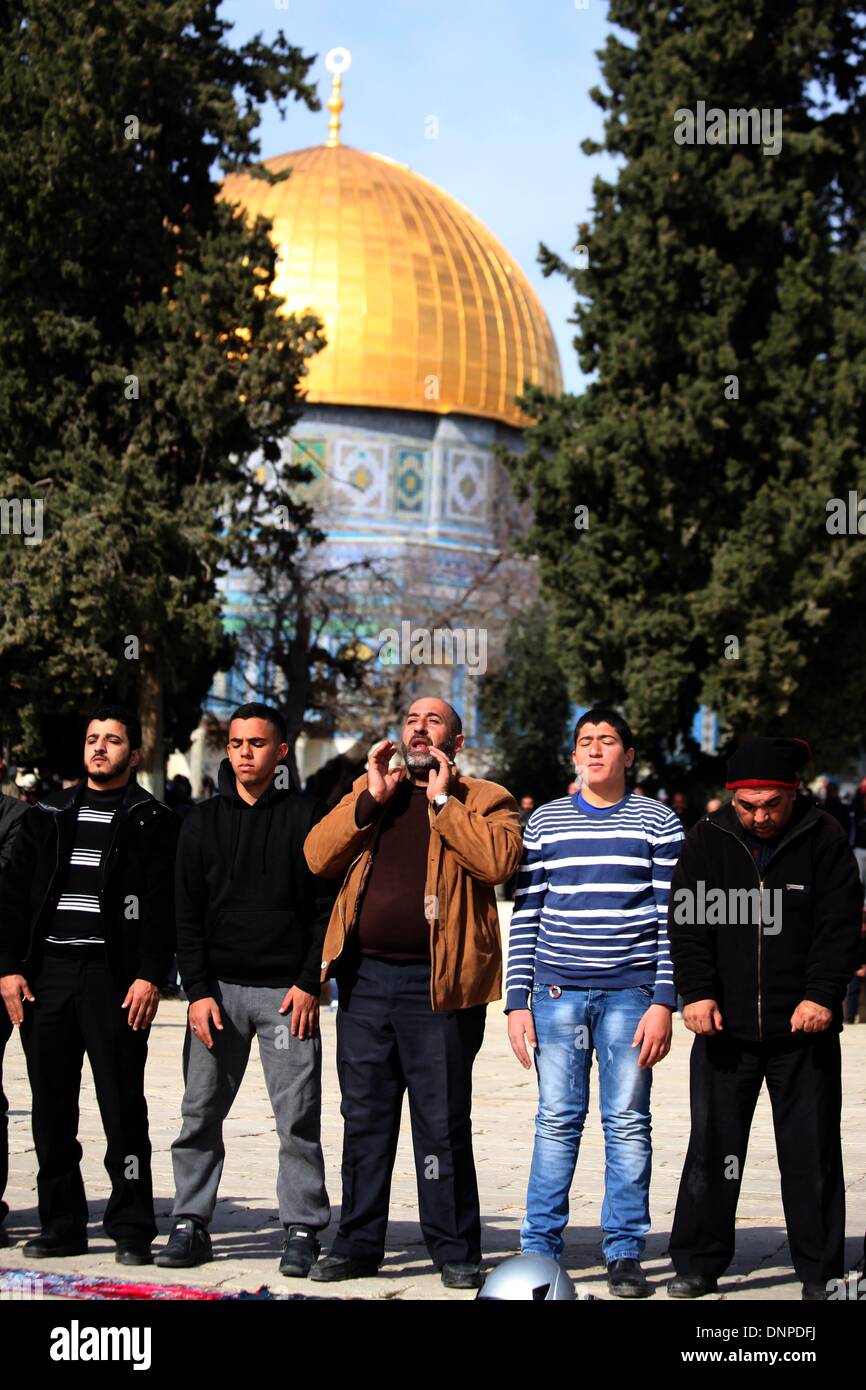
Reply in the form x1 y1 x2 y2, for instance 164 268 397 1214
802 1281 831 1301
607 1258 650 1298
115 1241 153 1266
668 1273 718 1298
441 1261 483 1289
22 1231 88 1259
309 1252 381 1282
154 1219 212 1268
279 1226 320 1278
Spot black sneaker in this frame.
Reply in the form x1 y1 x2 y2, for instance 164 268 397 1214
279 1226 320 1278
667 1272 718 1298
154 1219 212 1268
22 1231 88 1258
802 1281 831 1301
309 1252 381 1282
115 1241 153 1266
441 1261 483 1289
607 1258 650 1298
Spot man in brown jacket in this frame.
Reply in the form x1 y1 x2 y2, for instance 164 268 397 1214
304 696 521 1288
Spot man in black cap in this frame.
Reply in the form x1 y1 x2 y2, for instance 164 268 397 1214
666 736 862 1300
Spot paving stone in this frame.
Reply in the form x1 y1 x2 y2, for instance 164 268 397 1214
1 907 863 1301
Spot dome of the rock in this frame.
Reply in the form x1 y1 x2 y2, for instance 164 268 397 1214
220 143 562 427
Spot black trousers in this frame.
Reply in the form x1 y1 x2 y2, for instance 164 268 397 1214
0 1004 11 1224
20 954 156 1241
333 955 486 1266
669 1029 845 1284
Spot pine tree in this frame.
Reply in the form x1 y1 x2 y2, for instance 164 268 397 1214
480 602 572 803
507 1 866 775
0 0 324 786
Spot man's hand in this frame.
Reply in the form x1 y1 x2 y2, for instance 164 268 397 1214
0 973 34 1027
507 1008 537 1069
367 740 403 805
682 999 724 1035
121 979 160 1031
279 986 319 1039
426 746 455 803
188 997 223 1050
632 1003 673 1068
790 1000 832 1033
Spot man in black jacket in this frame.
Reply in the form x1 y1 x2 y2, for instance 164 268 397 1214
667 736 862 1300
0 706 178 1263
156 703 335 1278
0 790 28 1246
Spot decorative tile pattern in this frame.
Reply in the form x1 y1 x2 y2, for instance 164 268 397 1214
290 438 325 478
394 448 429 515
329 441 388 515
444 449 488 523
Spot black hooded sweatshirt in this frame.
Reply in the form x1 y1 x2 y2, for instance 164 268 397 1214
175 758 336 1003
669 794 862 1041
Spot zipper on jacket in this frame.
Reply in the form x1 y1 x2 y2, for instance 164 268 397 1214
757 877 764 1041
29 818 63 961
426 802 444 1009
709 810 817 1041
332 845 376 968
710 822 766 1041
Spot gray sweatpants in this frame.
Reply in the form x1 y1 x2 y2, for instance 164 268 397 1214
169 981 330 1232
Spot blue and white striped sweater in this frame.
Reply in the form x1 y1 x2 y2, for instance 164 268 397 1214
505 792 685 1011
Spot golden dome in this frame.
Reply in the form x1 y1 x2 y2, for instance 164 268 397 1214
220 143 562 428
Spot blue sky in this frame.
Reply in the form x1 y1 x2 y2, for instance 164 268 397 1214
221 0 624 394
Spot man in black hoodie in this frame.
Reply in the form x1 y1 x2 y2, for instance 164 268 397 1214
156 703 335 1278
667 736 862 1301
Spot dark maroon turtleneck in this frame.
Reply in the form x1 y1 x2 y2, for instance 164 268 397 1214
354 780 432 962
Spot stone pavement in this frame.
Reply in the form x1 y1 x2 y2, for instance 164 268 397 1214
2 906 864 1302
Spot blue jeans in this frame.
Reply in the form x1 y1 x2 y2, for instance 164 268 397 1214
521 983 653 1263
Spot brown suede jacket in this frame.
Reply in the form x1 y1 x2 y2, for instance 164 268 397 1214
303 768 522 1011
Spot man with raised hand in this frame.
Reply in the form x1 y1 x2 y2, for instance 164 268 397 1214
667 736 862 1301
506 706 684 1298
156 703 334 1279
304 696 522 1289
0 705 178 1264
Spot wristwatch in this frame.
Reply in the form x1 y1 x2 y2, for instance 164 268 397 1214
432 793 450 812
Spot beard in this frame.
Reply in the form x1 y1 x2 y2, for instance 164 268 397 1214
88 750 132 784
402 734 457 776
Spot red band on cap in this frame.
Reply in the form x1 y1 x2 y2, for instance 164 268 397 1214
725 778 800 790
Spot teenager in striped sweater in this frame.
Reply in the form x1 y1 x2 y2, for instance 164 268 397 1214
506 707 684 1297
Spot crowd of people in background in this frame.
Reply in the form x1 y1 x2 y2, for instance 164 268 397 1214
0 756 219 812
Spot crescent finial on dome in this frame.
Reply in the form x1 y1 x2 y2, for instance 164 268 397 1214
324 47 352 148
